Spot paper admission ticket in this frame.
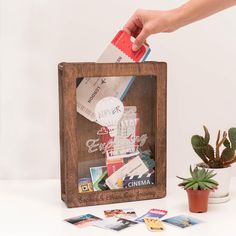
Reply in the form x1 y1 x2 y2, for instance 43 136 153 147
76 30 151 122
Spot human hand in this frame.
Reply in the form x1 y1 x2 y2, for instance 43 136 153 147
123 9 179 51
124 0 236 51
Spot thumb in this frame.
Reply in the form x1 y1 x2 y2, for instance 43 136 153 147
132 28 149 51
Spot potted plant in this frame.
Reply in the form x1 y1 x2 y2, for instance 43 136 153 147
191 126 236 203
177 166 218 213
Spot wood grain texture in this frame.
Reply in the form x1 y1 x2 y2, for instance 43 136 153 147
58 62 167 208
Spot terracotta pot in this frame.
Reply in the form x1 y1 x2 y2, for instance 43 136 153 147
186 189 210 213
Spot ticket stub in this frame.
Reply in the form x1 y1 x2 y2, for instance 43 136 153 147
135 209 168 223
106 151 140 176
123 172 155 188
76 30 151 122
144 217 165 231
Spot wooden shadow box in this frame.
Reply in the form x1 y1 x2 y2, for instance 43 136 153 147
58 62 167 208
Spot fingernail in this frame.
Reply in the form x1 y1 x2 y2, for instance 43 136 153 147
132 44 139 51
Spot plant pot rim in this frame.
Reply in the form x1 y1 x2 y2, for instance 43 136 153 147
196 163 232 169
185 189 211 192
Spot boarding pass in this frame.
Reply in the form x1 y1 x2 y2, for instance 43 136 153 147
76 30 151 122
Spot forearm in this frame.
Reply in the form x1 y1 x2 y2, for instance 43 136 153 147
124 0 236 50
171 0 236 30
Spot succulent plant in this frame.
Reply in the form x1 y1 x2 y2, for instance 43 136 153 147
177 166 218 190
191 126 236 168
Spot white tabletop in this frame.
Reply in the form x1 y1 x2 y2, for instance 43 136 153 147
0 178 235 236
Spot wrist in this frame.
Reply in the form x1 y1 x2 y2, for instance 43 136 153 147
165 7 187 32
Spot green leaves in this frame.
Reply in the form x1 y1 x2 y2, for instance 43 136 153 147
203 125 210 143
223 138 231 148
221 148 235 162
191 135 211 164
177 166 218 190
191 126 236 168
229 128 236 150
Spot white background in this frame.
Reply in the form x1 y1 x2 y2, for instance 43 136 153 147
0 0 236 180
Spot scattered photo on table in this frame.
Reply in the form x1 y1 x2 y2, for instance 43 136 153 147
135 208 168 223
64 214 102 228
93 217 138 231
104 208 137 219
162 215 202 229
144 217 165 232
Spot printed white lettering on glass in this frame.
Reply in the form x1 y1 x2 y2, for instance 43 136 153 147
86 134 148 154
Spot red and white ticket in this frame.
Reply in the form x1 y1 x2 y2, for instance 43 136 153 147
76 30 150 122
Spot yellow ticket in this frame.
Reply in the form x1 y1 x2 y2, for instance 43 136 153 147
144 217 165 232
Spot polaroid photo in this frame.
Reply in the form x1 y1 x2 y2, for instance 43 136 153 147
93 217 138 231
64 214 102 228
162 215 202 229
135 208 168 223
104 208 137 219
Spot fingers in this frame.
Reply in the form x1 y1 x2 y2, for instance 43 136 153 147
132 28 150 51
123 22 135 35
124 10 150 51
123 15 141 36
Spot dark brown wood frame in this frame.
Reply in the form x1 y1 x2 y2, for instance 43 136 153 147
58 62 167 208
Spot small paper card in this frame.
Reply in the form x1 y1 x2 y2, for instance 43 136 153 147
123 172 154 188
105 156 149 189
64 214 102 228
135 209 168 223
162 215 202 228
106 151 140 176
78 178 93 193
144 217 165 231
93 217 138 231
104 208 137 219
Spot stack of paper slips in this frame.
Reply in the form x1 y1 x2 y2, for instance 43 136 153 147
76 30 151 122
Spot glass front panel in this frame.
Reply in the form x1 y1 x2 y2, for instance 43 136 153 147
76 75 156 193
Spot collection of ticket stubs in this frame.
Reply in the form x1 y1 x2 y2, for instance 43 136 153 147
76 30 155 193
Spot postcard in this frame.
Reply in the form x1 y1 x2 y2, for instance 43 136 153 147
64 214 102 228
93 217 138 231
135 209 168 223
104 208 137 219
162 215 202 228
